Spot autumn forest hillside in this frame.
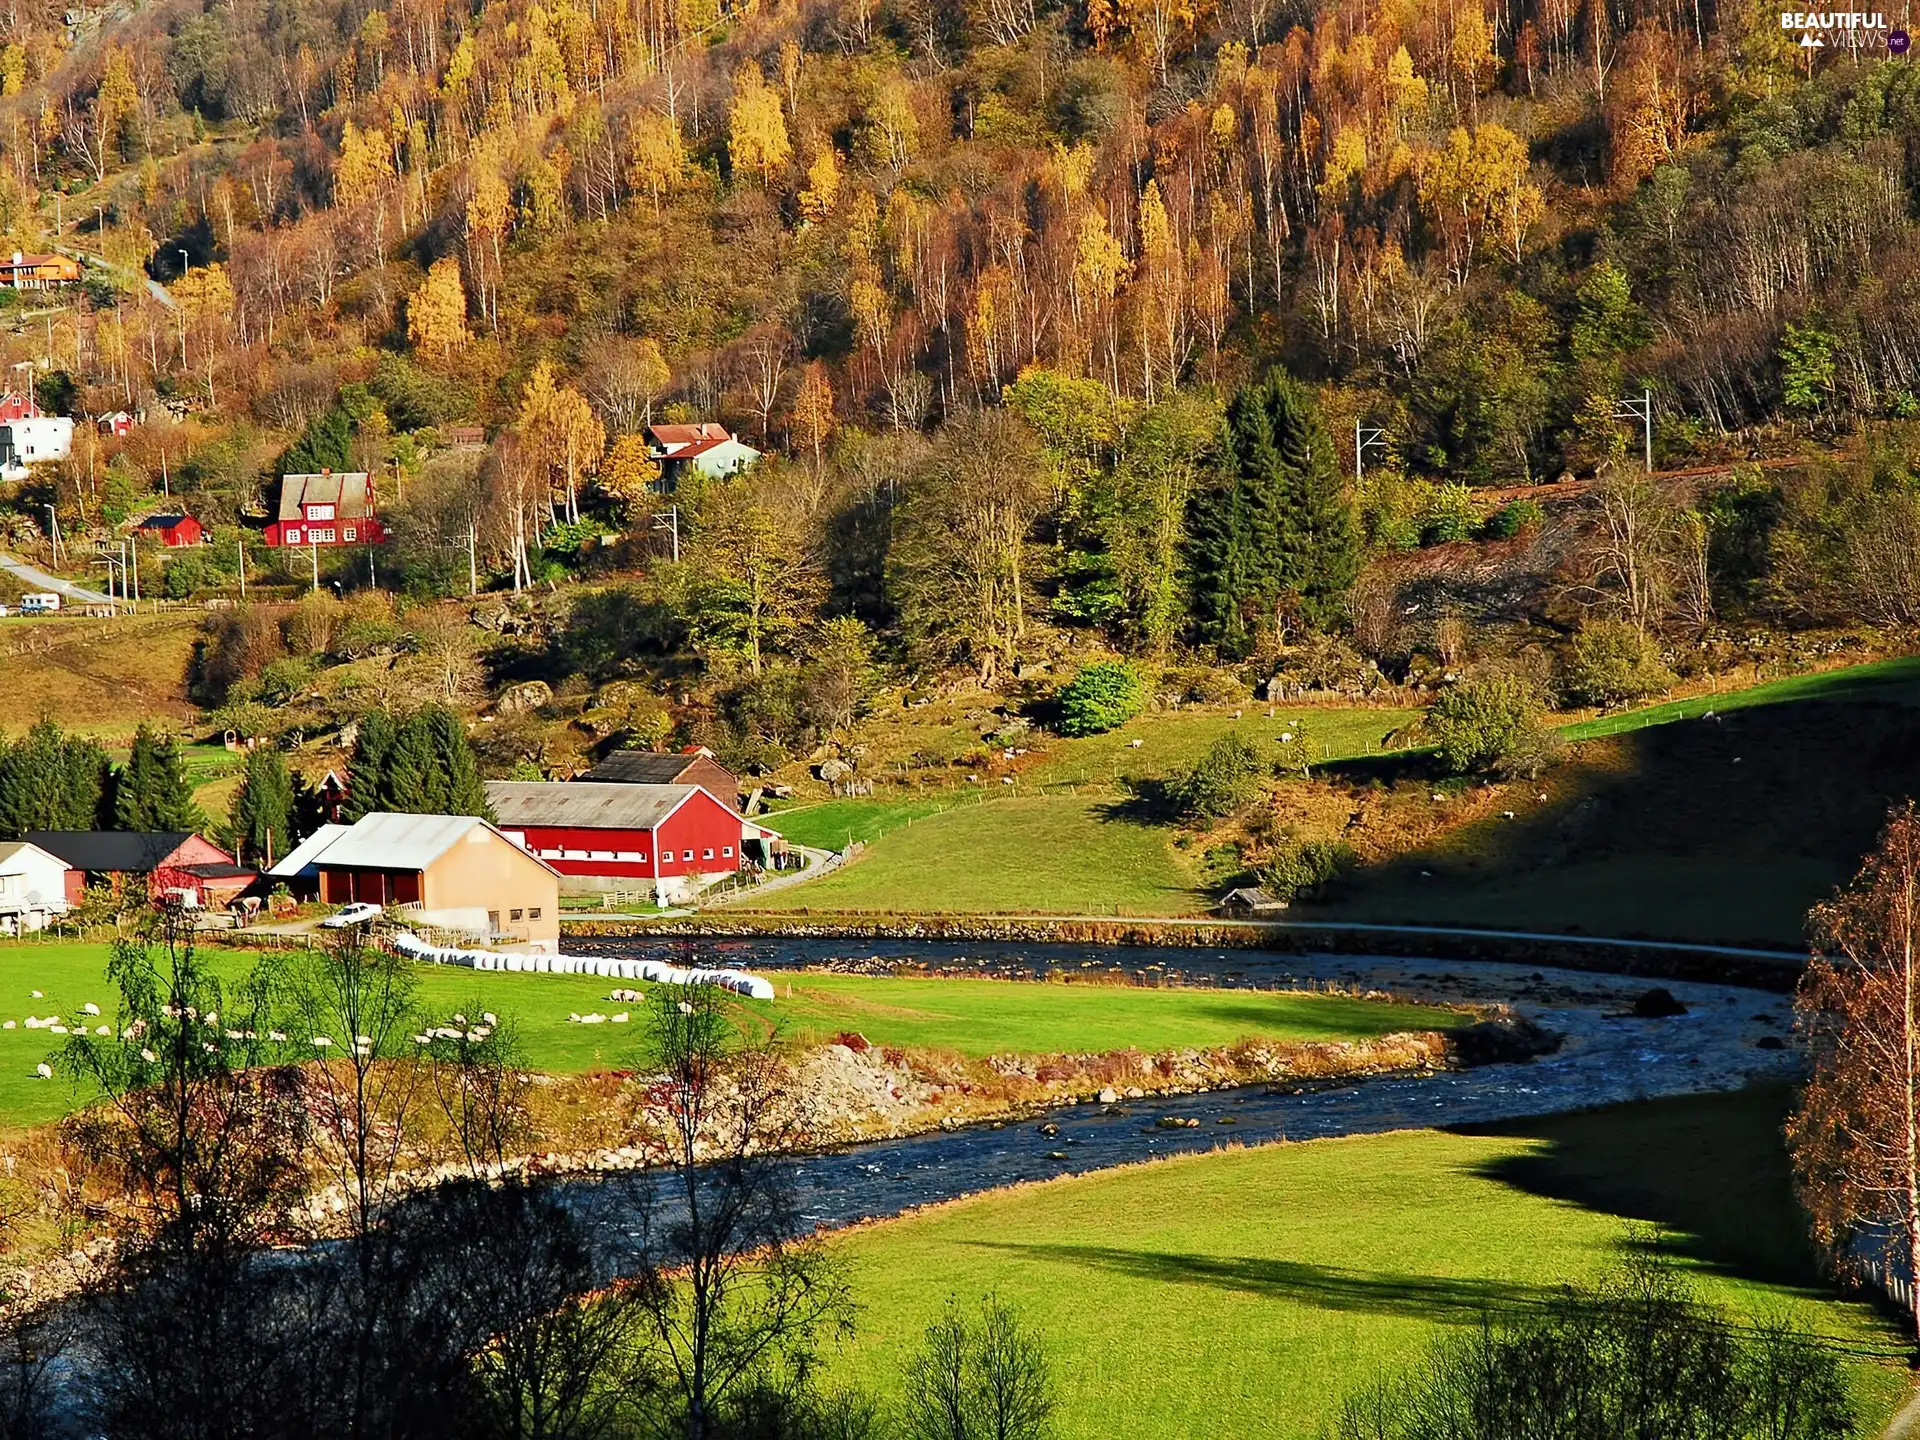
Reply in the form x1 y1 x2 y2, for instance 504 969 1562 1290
3 0 1920 909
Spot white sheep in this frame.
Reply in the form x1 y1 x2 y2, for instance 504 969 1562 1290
33 1063 50 1080
311 1036 334 1049
82 1003 100 1016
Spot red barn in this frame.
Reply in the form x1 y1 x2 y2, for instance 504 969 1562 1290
485 781 769 904
264 470 387 548
135 512 204 547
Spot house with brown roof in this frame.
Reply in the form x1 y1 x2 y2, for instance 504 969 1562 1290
581 744 740 808
0 252 80 289
644 422 760 491
263 470 387 548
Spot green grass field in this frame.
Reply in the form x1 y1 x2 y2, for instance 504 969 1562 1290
825 1089 1909 1438
1556 653 1920 740
0 941 1452 1128
754 796 1203 914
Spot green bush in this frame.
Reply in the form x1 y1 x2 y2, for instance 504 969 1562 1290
1420 483 1480 545
1260 837 1356 902
1425 672 1550 775
1056 660 1147 736
1560 620 1675 708
1169 733 1266 820
1482 498 1544 539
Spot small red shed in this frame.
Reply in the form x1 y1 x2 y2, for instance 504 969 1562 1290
136 512 204 547
484 781 762 904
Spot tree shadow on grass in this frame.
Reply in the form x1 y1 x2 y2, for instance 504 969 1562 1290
1090 779 1181 826
1446 1085 1830 1294
954 1240 1561 1322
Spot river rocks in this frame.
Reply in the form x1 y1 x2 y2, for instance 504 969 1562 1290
1446 1016 1564 1066
1098 1087 1119 1104
1754 1035 1786 1050
1631 987 1689 1018
1154 1115 1201 1130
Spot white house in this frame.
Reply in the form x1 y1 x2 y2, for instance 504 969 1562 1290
0 416 73 479
644 422 761 490
0 841 71 934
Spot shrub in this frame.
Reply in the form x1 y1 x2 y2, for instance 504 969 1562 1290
1482 498 1544 538
1560 620 1676 708
1260 837 1356 902
1420 483 1480 545
1169 733 1267 820
1333 1244 1855 1440
1055 660 1147 736
1425 672 1550 775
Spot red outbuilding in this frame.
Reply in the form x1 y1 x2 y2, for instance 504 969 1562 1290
135 512 204 547
484 781 773 905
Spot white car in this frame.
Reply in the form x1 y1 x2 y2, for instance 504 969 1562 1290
321 902 384 929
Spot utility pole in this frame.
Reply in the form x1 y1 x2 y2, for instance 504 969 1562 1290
43 503 59 568
367 544 375 589
1354 420 1388 482
1613 388 1655 472
467 524 478 596
237 536 246 600
176 249 188 367
652 506 680 563
127 535 138 606
310 536 320 593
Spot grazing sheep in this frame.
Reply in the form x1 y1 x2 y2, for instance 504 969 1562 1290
34 1063 51 1080
82 1003 100 1016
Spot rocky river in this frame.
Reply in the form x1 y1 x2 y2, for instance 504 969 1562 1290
569 938 1802 1229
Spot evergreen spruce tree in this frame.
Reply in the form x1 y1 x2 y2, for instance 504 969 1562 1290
1185 368 1361 657
383 718 438 813
345 711 397 820
423 707 491 817
281 404 354 475
0 721 111 835
231 748 297 866
111 725 202 832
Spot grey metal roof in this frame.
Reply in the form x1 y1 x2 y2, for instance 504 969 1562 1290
581 751 703 785
485 781 705 831
306 812 560 877
309 813 484 869
276 471 373 523
265 823 348 878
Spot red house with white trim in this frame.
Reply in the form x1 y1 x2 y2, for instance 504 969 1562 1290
264 470 387 548
484 781 777 905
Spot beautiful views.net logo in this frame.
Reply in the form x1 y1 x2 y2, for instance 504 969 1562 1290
1779 11 1911 50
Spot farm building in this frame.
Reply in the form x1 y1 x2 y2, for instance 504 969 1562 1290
22 831 254 909
484 781 779 904
644 422 760 490
0 841 71 934
301 813 560 949
135 512 204 547
264 470 387 548
581 745 741 809
98 409 135 437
